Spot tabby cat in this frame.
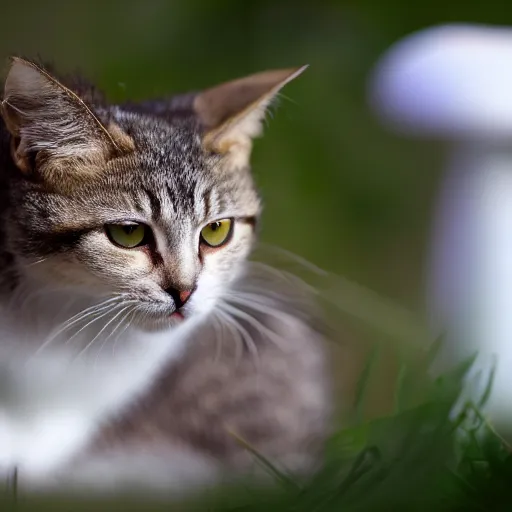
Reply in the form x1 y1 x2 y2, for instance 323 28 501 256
0 57 330 495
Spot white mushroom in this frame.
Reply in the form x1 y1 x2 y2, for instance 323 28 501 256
370 24 512 140
369 23 512 426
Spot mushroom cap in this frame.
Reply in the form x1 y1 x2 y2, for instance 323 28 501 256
369 24 512 140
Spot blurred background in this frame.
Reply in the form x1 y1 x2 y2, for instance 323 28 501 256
2 1 511 420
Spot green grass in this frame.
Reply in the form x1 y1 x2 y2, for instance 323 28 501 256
4 353 510 511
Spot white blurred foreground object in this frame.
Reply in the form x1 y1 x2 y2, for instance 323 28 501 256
369 23 512 425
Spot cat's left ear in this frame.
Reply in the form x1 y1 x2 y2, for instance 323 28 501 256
193 65 307 168
1 57 134 185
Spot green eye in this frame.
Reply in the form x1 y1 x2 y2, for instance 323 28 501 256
200 219 233 248
105 223 148 249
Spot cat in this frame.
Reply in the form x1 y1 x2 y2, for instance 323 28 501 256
0 57 331 496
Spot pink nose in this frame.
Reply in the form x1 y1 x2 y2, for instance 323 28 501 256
165 287 193 309
179 290 191 305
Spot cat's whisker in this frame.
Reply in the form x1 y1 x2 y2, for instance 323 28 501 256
106 301 138 350
100 303 137 348
39 296 125 348
128 304 152 335
256 242 329 277
55 296 124 332
56 304 116 337
74 303 135 362
235 286 304 307
63 305 121 351
95 304 137 367
57 298 132 351
249 254 314 280
247 260 293 281
221 301 287 351
215 309 244 364
111 305 138 356
230 292 307 326
34 300 122 356
248 261 314 293
217 307 259 360
210 313 225 362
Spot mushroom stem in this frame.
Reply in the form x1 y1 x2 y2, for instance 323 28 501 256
428 143 512 425
368 23 512 426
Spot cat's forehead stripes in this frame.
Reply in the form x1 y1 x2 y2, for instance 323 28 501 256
92 109 262 228
118 172 234 226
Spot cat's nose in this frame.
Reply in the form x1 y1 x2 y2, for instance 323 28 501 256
165 287 193 309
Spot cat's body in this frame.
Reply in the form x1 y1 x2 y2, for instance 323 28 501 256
0 59 330 494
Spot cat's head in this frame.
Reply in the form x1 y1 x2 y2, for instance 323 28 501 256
0 57 305 329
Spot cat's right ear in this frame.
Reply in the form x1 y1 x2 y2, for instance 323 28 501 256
1 57 134 185
193 66 308 169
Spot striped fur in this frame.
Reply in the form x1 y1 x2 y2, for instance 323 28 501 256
0 59 330 495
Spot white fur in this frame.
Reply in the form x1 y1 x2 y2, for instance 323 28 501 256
0 279 203 488
45 447 223 496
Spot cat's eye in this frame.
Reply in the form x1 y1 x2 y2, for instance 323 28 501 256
105 223 149 249
200 219 233 248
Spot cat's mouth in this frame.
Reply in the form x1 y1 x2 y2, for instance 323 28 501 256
170 310 185 321
131 301 191 329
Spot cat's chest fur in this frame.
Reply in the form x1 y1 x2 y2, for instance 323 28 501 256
0 291 192 481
